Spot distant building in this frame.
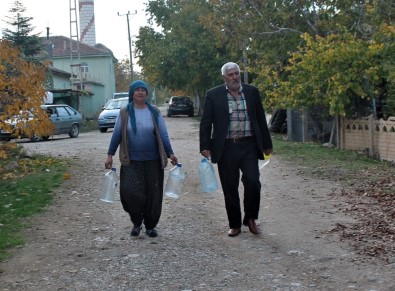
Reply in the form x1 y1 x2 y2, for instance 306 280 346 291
42 35 116 119
39 0 117 119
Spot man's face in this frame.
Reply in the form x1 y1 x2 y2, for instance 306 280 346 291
223 68 241 91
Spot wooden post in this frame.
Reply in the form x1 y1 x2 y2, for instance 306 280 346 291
368 114 374 157
339 116 345 149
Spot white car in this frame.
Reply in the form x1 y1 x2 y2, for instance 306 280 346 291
97 97 129 133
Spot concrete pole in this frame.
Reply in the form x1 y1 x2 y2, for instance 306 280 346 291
118 11 137 83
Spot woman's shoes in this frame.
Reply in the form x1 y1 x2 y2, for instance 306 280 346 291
131 226 142 236
131 226 158 237
145 229 158 238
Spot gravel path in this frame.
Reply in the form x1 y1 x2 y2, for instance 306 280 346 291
0 113 394 290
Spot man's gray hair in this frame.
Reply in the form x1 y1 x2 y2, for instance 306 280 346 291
221 62 240 76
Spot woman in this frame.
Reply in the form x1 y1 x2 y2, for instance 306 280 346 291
105 80 178 238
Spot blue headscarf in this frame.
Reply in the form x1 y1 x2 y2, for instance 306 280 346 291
128 80 148 103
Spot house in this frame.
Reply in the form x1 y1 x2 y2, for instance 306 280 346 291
39 0 117 119
42 35 116 119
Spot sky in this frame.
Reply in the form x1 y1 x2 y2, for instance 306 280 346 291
0 0 151 63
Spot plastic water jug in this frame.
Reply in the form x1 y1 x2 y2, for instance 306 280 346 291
164 163 185 199
198 158 218 193
258 154 272 170
100 168 118 203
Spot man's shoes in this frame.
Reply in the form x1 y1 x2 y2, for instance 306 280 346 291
228 228 241 237
246 219 261 235
131 225 142 237
145 228 158 238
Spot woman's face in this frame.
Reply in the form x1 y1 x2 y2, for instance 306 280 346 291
133 87 147 102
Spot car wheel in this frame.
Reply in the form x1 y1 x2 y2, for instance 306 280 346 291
42 136 50 141
167 112 171 117
99 128 108 133
69 124 79 138
188 111 194 117
30 133 41 142
0 136 12 141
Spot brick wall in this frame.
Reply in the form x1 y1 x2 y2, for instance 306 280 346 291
340 115 395 162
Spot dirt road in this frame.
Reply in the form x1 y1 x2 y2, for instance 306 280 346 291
0 113 394 290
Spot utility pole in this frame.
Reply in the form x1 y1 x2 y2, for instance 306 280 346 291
118 10 137 83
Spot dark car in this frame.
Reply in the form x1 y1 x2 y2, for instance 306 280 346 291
0 104 83 142
166 96 194 117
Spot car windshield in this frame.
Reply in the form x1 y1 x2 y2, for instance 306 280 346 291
106 99 129 110
171 97 190 103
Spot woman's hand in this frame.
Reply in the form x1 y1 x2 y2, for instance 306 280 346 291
169 154 178 165
105 155 113 169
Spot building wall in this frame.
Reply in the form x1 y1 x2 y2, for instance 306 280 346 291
83 82 105 118
52 54 115 118
52 74 71 90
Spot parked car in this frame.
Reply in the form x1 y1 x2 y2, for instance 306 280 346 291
113 92 129 99
101 92 129 110
98 97 129 133
166 96 194 117
101 99 113 110
0 104 83 142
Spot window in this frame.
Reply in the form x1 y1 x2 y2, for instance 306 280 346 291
81 62 89 73
56 106 71 117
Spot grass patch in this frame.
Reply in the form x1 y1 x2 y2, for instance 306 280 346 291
0 143 69 261
272 133 395 190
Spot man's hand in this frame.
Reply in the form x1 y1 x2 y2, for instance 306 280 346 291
200 150 211 159
263 149 272 156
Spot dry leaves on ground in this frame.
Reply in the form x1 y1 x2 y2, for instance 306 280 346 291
330 173 395 263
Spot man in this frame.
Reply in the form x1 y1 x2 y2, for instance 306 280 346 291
199 62 273 237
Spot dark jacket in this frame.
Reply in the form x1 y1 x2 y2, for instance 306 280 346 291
199 83 273 163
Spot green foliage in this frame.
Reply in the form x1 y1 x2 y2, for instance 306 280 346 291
0 144 68 260
115 58 132 92
373 24 395 118
259 32 385 117
134 0 394 119
135 0 229 96
260 26 390 116
2 0 43 63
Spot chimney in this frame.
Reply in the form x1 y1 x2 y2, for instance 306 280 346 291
79 0 96 46
44 27 53 66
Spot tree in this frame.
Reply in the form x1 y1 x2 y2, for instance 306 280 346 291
135 0 230 100
115 59 132 92
259 31 391 118
2 0 43 63
133 0 394 120
0 40 53 140
250 0 395 119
